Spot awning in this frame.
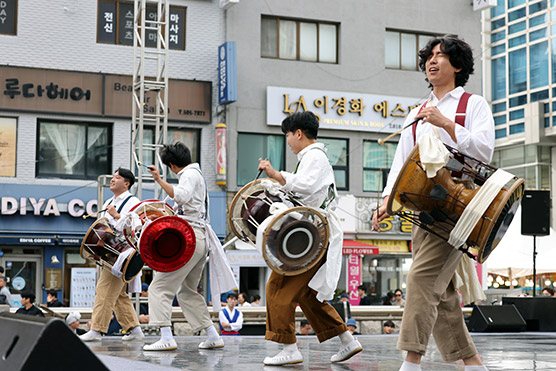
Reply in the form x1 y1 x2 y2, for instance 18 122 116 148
342 240 379 255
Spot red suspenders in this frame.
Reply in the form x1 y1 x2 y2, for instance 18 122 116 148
412 92 472 145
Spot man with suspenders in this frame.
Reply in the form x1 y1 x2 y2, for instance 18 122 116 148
80 168 145 342
373 37 494 371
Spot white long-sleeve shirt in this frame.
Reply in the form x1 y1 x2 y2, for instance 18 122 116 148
173 163 207 221
100 190 140 232
382 87 495 198
219 306 243 332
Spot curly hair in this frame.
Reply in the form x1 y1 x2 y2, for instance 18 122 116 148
418 36 474 89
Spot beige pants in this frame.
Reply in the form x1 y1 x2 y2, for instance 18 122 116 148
91 268 140 333
397 225 478 362
148 229 212 332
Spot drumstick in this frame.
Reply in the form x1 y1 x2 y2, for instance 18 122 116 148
82 209 108 219
137 161 155 171
255 158 268 180
378 117 421 146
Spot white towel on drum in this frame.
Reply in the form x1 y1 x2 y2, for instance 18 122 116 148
452 255 486 305
417 127 450 178
111 249 142 293
448 168 515 249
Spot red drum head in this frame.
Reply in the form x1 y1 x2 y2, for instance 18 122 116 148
139 216 196 272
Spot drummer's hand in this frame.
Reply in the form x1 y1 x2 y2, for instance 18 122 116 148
258 158 286 185
416 106 457 142
371 197 390 232
147 165 161 181
106 204 120 220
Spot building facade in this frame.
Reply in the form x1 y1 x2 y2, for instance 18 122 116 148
222 0 483 304
0 0 227 306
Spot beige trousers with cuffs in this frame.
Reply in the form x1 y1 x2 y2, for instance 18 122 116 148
148 228 213 332
91 268 140 333
397 225 478 362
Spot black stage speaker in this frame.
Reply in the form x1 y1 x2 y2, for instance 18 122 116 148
331 301 351 322
521 190 550 236
503 296 556 331
468 305 526 332
0 312 108 371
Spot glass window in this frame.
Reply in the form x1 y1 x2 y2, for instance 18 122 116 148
509 48 527 94
494 115 507 125
491 31 506 43
492 44 506 56
531 89 549 102
237 133 284 186
552 115 556 126
492 57 506 101
320 138 349 190
491 0 506 17
300 22 317 62
541 146 551 162
492 18 506 31
363 141 397 193
545 117 550 127
530 0 548 14
319 23 337 63
551 38 556 84
495 128 507 139
551 22 556 36
499 146 523 167
530 41 549 89
530 27 547 41
493 102 507 113
37 120 111 179
261 17 278 58
279 20 297 60
509 123 525 134
509 0 526 8
541 164 551 189
401 33 417 70
509 35 526 48
385 31 400 68
529 13 548 27
509 94 527 107
508 7 526 22
509 21 526 34
97 1 186 50
510 109 525 120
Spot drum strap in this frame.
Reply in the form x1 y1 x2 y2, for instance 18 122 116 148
412 92 472 145
117 195 133 214
177 167 209 221
293 146 335 210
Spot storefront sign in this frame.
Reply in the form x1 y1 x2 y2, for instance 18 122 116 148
0 236 55 245
0 196 98 217
347 254 362 306
342 247 379 255
267 86 424 133
0 66 211 123
0 0 17 35
45 268 63 290
218 41 237 104
216 123 227 185
0 116 16 177
226 250 266 267
358 239 410 253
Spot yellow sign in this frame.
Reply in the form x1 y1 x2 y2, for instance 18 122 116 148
0 117 16 177
358 239 410 253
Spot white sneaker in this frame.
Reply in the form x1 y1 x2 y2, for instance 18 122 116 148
263 350 303 366
198 338 224 349
122 331 145 341
143 339 178 351
330 339 362 363
79 331 101 342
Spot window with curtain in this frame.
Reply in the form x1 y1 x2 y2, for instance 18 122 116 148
261 15 338 63
37 120 111 179
141 127 200 181
320 137 349 191
362 141 397 193
237 133 285 186
385 30 441 70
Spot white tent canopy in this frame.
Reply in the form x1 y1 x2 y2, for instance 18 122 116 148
485 206 556 277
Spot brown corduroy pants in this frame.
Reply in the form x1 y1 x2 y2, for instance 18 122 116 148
397 225 478 362
265 261 347 344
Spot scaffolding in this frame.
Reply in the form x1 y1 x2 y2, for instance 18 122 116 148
131 0 170 199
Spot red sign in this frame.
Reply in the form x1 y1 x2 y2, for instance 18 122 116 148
347 254 362 306
342 247 379 255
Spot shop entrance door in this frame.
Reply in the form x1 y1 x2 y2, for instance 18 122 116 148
0 255 43 307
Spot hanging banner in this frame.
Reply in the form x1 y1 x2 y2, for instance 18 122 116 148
216 123 227 185
347 254 362 306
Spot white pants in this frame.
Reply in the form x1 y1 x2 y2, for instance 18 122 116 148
148 228 212 332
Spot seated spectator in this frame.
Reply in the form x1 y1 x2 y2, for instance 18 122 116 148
297 319 312 335
346 318 360 335
139 283 149 324
0 276 14 307
383 320 395 334
393 289 405 307
238 292 251 307
250 294 262 306
219 293 243 335
16 290 44 317
66 311 86 335
357 285 371 305
542 287 555 297
46 289 63 307
338 293 350 302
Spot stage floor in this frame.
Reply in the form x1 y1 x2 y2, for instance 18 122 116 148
88 333 555 370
